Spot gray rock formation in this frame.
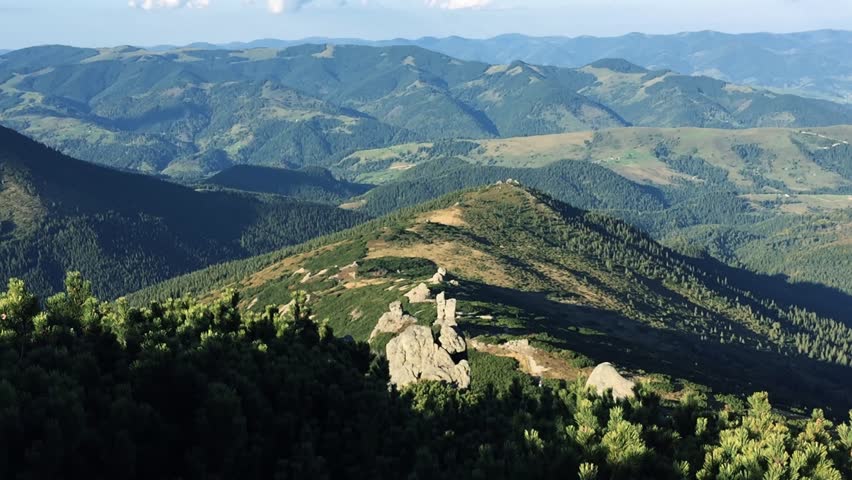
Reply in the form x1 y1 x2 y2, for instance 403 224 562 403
404 283 433 303
438 324 467 355
436 292 457 326
585 362 636 400
369 301 417 341
386 325 470 389
430 267 447 284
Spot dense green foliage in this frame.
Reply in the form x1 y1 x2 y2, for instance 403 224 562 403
0 127 365 299
793 138 852 181
358 158 667 217
2 274 852 479
204 165 372 203
665 211 852 305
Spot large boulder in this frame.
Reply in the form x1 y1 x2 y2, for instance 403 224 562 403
430 267 447 284
585 363 636 400
404 283 433 304
370 301 417 341
387 325 470 389
439 324 466 355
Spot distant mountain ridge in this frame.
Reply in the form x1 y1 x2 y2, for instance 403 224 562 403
2 43 851 178
144 30 852 102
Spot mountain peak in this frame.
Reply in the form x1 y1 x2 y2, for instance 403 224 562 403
584 58 649 74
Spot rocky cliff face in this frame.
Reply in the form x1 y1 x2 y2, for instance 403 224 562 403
384 271 470 389
386 326 471 389
370 301 417 341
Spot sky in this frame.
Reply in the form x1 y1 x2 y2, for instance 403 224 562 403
1 0 851 49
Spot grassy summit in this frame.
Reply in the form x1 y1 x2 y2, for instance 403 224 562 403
131 183 852 414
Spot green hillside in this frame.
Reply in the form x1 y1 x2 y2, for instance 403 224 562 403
351 157 667 218
337 127 852 299
2 44 851 178
0 126 366 298
131 184 852 414
340 126 852 194
204 165 372 204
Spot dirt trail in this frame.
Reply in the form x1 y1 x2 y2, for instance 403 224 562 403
469 338 589 381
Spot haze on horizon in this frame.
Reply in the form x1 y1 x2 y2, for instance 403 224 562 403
1 0 851 50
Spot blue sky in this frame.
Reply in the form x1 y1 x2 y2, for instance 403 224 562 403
1 0 851 49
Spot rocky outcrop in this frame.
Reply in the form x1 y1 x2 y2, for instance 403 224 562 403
436 292 457 326
404 283 433 303
585 362 635 400
430 267 447 284
438 325 466 355
387 326 471 389
370 301 417 341
386 291 470 389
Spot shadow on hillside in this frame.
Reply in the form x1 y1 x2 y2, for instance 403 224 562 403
452 280 852 416
684 252 852 324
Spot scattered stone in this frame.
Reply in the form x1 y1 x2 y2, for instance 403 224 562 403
340 261 358 271
293 267 307 276
430 267 447 284
405 283 433 303
386 325 470 389
449 279 460 286
585 362 636 400
370 301 417 341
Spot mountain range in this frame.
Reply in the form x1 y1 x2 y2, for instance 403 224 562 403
2 43 851 179
150 30 852 103
3 32 852 479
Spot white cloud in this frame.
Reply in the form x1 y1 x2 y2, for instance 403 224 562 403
129 0 210 9
242 0 315 13
425 0 491 9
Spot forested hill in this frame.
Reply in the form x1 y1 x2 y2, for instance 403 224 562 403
204 165 372 204
0 126 366 298
131 183 852 414
2 43 851 177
